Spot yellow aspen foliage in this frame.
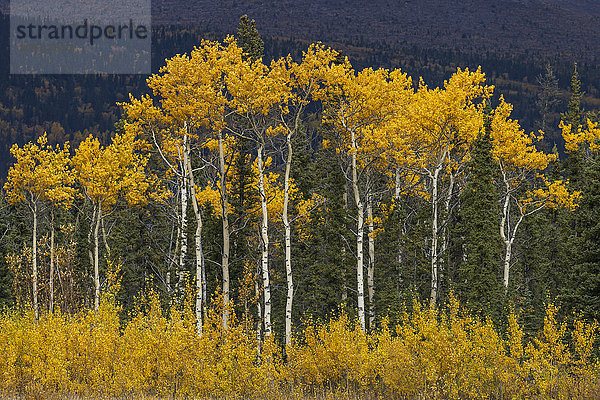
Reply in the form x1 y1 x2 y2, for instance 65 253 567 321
72 131 158 209
4 133 74 208
0 296 599 399
4 133 75 319
491 97 554 172
561 118 600 153
525 178 582 211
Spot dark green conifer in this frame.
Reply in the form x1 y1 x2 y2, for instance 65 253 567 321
456 102 503 320
560 152 600 320
237 15 264 63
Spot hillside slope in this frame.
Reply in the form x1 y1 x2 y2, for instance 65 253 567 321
148 0 600 61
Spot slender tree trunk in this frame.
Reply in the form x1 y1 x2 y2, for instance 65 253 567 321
101 215 110 256
395 168 403 299
185 139 204 335
168 217 178 291
87 203 94 306
430 165 442 307
395 167 402 199
500 200 523 291
32 200 38 321
342 183 348 302
282 132 294 348
94 204 101 310
440 171 454 291
218 131 231 328
255 275 262 352
49 208 55 313
350 129 365 331
503 239 512 289
367 193 375 330
499 175 515 291
178 137 189 293
257 143 271 336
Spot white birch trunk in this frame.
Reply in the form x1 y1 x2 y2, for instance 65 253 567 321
500 188 511 290
350 129 365 331
439 172 454 287
430 165 442 307
500 194 524 291
178 135 189 292
185 140 204 335
367 193 375 330
256 277 262 352
94 204 101 311
32 199 38 321
218 131 230 328
49 208 55 313
395 167 401 199
282 132 293 348
342 183 348 302
257 143 272 336
395 168 403 295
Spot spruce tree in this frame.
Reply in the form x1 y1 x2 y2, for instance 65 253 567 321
536 63 560 148
562 63 585 186
562 63 583 133
237 15 264 63
560 152 600 320
0 191 14 307
456 104 503 320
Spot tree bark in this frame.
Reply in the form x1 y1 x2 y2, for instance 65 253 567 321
395 168 403 299
257 143 271 336
218 131 231 328
440 171 454 291
94 204 101 311
342 183 348 302
350 129 365 331
185 138 204 335
32 199 38 321
49 208 55 313
178 135 189 293
430 165 442 308
255 276 262 353
282 132 294 348
367 193 375 330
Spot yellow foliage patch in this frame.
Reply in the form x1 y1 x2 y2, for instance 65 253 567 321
0 298 598 399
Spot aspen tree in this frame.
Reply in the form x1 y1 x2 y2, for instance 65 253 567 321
72 131 154 310
226 50 291 337
403 68 490 307
323 64 409 329
277 44 337 346
123 38 251 331
4 134 74 319
491 98 580 290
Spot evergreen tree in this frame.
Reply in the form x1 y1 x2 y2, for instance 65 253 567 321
237 15 264 63
536 63 560 148
0 191 14 307
562 63 583 133
560 152 600 320
562 63 584 186
456 104 503 320
229 15 264 319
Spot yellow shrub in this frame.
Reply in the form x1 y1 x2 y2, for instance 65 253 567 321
0 296 599 399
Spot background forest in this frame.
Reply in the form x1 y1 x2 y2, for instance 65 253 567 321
1 10 600 400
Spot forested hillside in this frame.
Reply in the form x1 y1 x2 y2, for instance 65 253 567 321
3 8 600 177
1 9 600 400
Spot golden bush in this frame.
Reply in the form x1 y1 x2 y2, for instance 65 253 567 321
0 295 598 399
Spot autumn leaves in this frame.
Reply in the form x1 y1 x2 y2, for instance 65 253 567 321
4 131 160 317
4 36 583 338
